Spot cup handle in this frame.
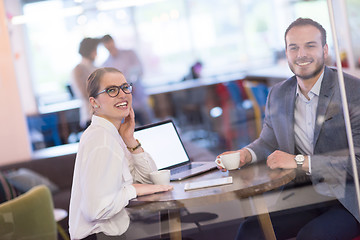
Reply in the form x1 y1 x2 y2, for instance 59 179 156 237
215 158 225 168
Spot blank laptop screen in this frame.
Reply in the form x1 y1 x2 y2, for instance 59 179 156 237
134 121 190 170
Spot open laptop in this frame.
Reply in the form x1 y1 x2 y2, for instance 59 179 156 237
134 119 217 181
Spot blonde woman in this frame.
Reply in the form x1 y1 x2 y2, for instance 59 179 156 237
69 67 173 240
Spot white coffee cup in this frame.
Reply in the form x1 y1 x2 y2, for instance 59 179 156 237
215 152 241 170
150 170 171 185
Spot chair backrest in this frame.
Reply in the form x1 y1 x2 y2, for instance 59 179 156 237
27 113 62 149
0 185 57 240
243 81 269 138
225 81 244 106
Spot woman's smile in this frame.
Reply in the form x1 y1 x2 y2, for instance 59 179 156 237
115 100 129 109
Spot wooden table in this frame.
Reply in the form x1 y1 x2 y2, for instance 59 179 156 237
128 163 296 240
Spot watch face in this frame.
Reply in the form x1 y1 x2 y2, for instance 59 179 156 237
295 155 305 164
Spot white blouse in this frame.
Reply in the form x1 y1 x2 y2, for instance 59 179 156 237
69 115 157 239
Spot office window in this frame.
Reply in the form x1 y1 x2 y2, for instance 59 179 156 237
23 0 76 106
22 0 137 106
17 0 283 106
15 0 343 108
134 0 192 85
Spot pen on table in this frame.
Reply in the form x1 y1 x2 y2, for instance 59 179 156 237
282 192 295 200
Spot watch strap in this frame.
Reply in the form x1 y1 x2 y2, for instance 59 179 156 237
127 139 141 152
295 154 305 169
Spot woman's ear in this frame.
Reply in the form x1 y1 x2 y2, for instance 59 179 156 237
89 97 99 109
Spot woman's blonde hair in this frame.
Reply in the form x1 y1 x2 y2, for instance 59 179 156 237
87 67 123 98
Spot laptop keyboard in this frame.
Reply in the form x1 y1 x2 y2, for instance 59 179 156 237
170 163 203 175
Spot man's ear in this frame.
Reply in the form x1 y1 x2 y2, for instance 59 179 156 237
323 43 329 59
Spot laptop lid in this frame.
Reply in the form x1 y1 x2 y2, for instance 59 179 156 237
134 119 190 170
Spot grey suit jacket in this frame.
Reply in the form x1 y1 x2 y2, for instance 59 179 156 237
247 66 360 222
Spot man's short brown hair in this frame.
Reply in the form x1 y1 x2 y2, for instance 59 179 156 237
285 18 327 47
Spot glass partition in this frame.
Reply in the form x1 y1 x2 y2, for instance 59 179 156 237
14 0 286 106
3 1 360 239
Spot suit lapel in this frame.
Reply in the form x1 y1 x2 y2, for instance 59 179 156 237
285 77 297 154
313 67 336 148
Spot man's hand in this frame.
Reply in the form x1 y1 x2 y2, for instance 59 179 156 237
266 150 297 169
215 149 252 171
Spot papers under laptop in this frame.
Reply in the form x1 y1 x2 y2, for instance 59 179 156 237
134 120 217 181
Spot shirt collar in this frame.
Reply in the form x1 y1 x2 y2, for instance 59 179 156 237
296 70 325 97
91 115 120 138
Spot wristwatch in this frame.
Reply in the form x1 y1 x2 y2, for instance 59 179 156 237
294 154 305 169
127 139 141 153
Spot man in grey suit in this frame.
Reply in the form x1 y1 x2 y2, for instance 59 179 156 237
217 18 360 239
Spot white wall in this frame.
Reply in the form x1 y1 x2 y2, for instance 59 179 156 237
0 0 31 165
5 0 38 115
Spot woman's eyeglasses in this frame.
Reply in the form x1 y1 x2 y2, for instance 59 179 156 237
95 83 133 98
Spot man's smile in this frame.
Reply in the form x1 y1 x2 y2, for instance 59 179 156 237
295 58 313 67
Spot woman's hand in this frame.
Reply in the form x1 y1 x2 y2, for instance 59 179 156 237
119 107 137 145
133 183 173 196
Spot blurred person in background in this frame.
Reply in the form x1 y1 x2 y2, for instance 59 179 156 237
101 34 154 126
183 60 203 81
71 37 100 129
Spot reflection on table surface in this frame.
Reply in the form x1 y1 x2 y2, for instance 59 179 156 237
127 163 295 240
129 163 296 209
127 163 338 240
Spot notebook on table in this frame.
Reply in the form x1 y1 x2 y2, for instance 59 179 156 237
134 119 217 181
